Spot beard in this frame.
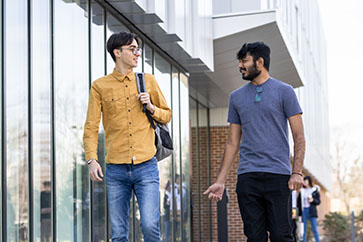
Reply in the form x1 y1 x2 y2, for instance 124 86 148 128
240 62 261 81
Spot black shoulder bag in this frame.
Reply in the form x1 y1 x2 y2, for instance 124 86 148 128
135 72 173 161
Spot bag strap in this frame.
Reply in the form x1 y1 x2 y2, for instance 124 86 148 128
135 72 156 129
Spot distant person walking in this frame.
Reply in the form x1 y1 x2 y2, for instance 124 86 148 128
298 176 321 242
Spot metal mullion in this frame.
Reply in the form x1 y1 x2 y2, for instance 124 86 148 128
170 66 176 242
73 161 77 241
141 40 144 72
103 8 110 241
1 0 7 240
178 71 184 242
87 0 94 241
27 0 33 241
50 0 56 240
196 102 201 242
207 107 212 242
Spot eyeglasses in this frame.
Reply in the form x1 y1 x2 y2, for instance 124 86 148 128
255 86 263 102
121 46 142 55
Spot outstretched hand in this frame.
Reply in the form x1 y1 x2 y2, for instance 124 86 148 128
203 183 225 202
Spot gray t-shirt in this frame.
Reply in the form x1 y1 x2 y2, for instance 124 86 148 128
227 77 302 175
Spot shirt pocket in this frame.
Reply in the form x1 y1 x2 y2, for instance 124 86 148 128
102 96 124 117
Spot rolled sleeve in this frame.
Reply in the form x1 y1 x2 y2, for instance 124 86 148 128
149 75 172 124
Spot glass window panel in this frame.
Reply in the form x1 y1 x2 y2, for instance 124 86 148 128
91 1 107 241
155 66 178 241
171 68 181 241
180 73 191 241
154 53 173 242
154 53 171 107
143 44 153 74
54 1 90 241
32 1 52 241
5 0 29 241
190 98 211 241
197 103 211 242
106 13 129 74
91 1 105 81
189 98 199 242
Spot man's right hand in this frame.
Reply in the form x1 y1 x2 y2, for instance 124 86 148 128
89 160 104 181
203 183 225 202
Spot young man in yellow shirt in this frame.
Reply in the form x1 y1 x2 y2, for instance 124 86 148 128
83 31 171 242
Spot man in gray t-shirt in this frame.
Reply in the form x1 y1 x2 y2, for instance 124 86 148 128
204 42 305 242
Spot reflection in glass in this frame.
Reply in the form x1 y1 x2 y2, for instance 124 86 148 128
91 1 105 81
91 2 107 241
189 98 197 241
171 69 181 241
54 1 90 241
144 44 153 74
32 1 52 241
150 52 172 242
190 98 211 241
180 73 191 241
197 103 211 241
5 0 29 241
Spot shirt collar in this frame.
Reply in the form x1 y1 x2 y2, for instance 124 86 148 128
112 68 135 82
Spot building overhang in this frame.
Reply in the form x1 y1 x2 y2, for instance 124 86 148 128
190 10 304 108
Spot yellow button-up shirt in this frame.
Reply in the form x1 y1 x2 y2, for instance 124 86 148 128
83 69 171 164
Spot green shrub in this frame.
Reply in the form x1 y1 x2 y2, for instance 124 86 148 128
322 212 351 242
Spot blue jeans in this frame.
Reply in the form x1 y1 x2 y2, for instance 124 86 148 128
106 157 161 242
302 208 320 242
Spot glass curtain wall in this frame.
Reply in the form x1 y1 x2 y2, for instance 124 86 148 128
5 1 29 241
0 1 191 241
54 1 90 241
32 1 52 241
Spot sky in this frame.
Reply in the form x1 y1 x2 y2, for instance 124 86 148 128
318 0 363 162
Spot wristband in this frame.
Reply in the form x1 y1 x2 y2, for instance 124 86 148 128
87 159 97 165
292 172 303 177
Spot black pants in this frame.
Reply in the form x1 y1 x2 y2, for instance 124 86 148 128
236 172 293 242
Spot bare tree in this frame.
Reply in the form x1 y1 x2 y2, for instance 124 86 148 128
332 139 363 214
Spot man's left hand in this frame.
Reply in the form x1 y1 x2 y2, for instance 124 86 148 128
288 173 304 190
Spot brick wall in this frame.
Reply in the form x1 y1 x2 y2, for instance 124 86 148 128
191 126 247 242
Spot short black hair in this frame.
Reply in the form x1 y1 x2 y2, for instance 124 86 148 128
106 31 140 62
304 176 313 187
237 41 271 71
